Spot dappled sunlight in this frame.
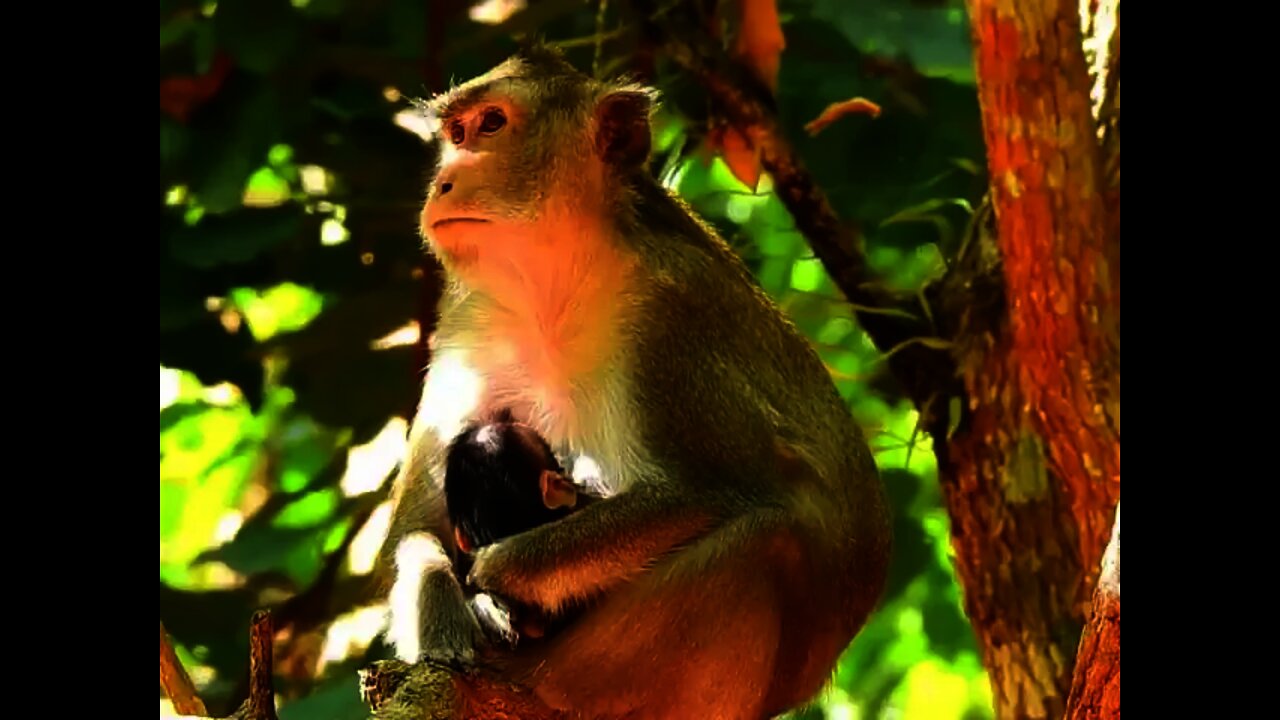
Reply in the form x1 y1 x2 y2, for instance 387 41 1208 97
321 218 349 246
340 418 408 497
808 687 863 720
349 501 392 576
469 0 525 25
195 561 245 590
394 109 434 142
161 365 243 410
160 366 182 409
317 603 390 674
203 383 241 407
160 698 204 720
213 511 243 543
895 658 981 720
300 165 330 195
372 321 420 350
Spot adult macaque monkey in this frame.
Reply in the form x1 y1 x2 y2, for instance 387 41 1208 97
379 46 892 719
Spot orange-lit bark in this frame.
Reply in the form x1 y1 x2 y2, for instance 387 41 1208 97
942 0 1121 717
160 621 208 716
1066 502 1120 719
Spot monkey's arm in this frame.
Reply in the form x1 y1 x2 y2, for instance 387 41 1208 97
381 423 485 664
466 482 717 612
380 422 457 573
387 533 487 666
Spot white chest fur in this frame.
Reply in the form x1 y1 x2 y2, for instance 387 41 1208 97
414 328 641 494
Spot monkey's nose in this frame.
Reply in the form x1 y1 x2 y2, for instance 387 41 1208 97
439 181 454 195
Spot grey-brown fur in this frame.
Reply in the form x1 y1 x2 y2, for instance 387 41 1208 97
379 46 892 720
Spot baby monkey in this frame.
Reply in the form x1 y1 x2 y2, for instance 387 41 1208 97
444 410 600 642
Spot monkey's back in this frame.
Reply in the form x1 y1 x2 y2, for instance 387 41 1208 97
622 179 883 500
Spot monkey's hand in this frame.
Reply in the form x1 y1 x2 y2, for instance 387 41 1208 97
468 592 519 647
387 533 485 668
467 485 715 612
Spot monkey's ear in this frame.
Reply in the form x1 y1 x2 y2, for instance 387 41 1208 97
454 527 473 554
540 470 580 510
595 88 657 168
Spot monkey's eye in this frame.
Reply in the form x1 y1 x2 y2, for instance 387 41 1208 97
448 121 465 145
478 108 507 135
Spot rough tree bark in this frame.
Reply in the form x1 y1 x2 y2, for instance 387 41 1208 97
936 0 1121 717
1065 502 1120 718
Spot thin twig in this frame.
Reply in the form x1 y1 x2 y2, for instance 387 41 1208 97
226 611 282 720
244 611 280 720
593 0 611 75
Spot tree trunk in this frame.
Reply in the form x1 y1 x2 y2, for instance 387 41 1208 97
938 0 1121 717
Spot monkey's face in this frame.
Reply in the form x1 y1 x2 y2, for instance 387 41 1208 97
422 93 528 248
418 53 657 278
421 78 595 269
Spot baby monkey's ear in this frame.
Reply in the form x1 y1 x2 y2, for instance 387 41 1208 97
539 470 580 510
454 527 473 554
594 87 658 169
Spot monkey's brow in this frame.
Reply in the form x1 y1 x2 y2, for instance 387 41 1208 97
427 79 513 124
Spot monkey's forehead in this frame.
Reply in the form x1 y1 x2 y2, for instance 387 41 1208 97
423 74 528 125
420 50 610 123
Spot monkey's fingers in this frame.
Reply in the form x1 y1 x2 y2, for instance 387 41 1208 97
470 593 519 647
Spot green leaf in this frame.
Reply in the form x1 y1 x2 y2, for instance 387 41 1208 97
229 282 327 340
160 403 260 587
213 0 302 75
789 258 826 292
275 488 341 528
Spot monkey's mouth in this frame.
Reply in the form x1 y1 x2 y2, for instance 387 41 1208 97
431 218 492 230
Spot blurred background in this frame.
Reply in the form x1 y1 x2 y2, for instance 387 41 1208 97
159 0 993 717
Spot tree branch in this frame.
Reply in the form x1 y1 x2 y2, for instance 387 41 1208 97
160 621 208 716
228 611 280 720
1065 501 1120 719
360 659 563 720
649 2 964 416
160 611 280 720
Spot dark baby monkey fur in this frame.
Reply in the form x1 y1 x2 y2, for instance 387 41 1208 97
445 410 600 642
379 45 892 720
445 409 594 555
